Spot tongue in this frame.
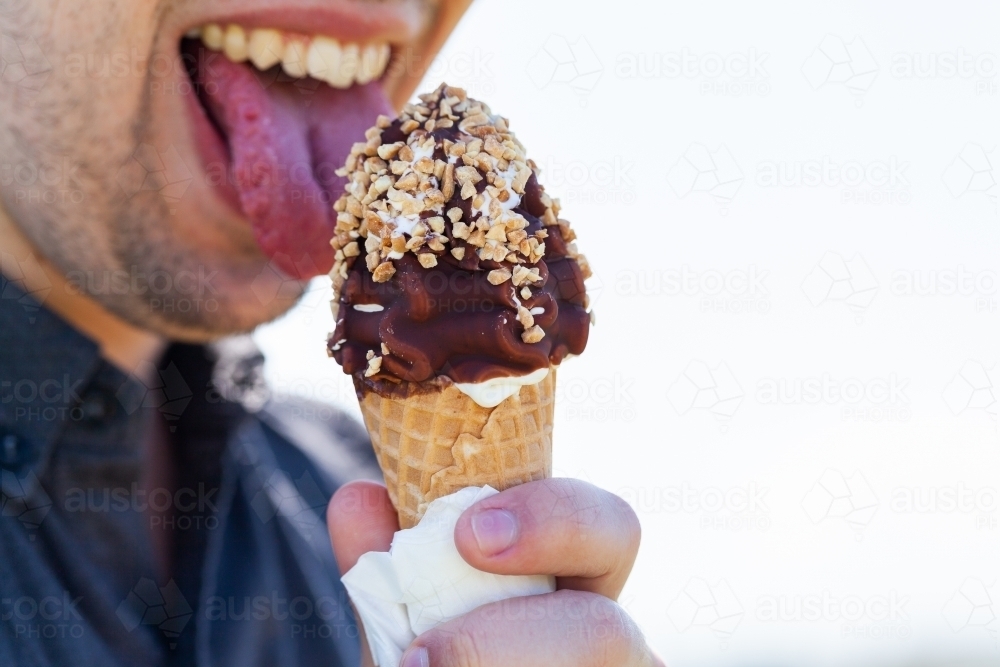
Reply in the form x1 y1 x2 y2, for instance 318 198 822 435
198 54 392 278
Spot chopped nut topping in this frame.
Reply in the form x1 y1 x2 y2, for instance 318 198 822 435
521 325 545 344
330 83 588 339
487 268 512 285
364 355 383 377
516 306 534 328
377 142 404 160
381 343 391 355
372 261 395 283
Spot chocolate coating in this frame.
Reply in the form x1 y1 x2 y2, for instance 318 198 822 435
330 173 589 383
327 86 590 386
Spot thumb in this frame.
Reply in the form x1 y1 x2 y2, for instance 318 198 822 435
328 481 400 667
327 480 399 575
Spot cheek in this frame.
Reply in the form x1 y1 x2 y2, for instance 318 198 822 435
0 2 168 254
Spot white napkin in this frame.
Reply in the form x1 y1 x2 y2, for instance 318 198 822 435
341 485 556 666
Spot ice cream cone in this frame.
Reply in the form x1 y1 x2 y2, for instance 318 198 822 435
359 370 556 528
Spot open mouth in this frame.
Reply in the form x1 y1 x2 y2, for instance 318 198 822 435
181 23 397 279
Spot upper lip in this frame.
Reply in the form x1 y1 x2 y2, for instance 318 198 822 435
174 0 452 106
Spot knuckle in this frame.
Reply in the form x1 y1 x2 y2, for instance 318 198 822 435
431 620 492 667
577 596 644 665
610 492 642 555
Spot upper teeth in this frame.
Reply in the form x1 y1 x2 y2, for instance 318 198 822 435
192 24 391 89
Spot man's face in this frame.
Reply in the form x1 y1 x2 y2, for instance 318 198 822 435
0 0 468 340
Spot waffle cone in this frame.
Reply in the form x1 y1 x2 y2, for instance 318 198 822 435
359 370 555 528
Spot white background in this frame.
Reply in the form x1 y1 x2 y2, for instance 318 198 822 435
256 1 1000 665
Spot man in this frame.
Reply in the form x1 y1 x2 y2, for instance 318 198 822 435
0 1 661 665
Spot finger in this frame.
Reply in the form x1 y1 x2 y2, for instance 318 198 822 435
453 478 641 600
400 589 659 667
327 480 399 575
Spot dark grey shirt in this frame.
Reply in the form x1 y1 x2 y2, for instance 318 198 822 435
0 277 379 666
